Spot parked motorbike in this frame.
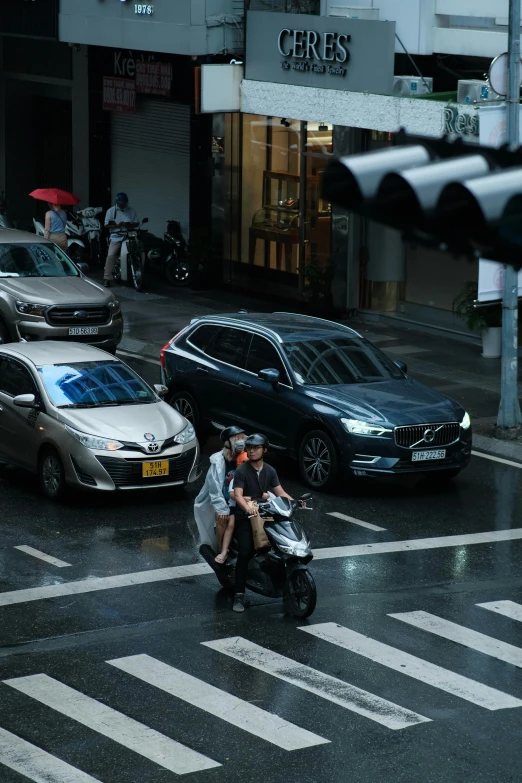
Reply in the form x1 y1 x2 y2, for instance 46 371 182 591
33 214 86 263
200 493 317 618
106 217 148 292
0 194 15 229
76 206 103 265
146 220 190 287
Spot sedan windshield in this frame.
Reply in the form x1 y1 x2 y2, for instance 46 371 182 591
283 337 405 385
0 243 79 278
38 361 156 407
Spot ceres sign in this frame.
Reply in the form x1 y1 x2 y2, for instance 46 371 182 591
278 28 350 75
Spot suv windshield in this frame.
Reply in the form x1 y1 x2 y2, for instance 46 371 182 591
0 243 79 278
283 336 405 385
38 361 156 407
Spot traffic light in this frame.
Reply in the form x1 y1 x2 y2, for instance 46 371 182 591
322 130 522 268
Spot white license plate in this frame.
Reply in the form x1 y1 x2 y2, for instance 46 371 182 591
68 327 98 336
412 449 446 462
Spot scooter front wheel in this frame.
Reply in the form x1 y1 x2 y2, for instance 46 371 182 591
129 254 144 291
284 568 317 618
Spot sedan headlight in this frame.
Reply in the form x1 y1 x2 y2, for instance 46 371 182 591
174 423 196 444
108 299 121 313
65 425 124 451
460 411 471 430
16 301 49 317
340 418 393 436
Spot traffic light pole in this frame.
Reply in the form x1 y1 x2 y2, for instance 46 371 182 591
497 0 522 435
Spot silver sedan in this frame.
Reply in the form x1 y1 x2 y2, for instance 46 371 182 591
0 341 200 499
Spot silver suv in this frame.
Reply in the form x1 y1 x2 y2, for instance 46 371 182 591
0 230 123 352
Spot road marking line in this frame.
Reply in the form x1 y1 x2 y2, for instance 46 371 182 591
478 600 522 622
4 674 219 775
312 527 522 561
202 636 430 730
0 726 101 782
2 528 522 607
391 610 522 669
116 349 160 366
471 450 522 469
14 545 72 568
300 623 522 711
327 512 386 531
364 334 398 343
382 345 430 355
108 653 328 751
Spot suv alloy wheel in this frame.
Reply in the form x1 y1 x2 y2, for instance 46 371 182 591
298 429 339 491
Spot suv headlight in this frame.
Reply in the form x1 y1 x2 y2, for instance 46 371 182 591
16 301 49 317
108 299 120 314
341 418 393 436
460 411 471 430
66 425 124 451
174 423 196 444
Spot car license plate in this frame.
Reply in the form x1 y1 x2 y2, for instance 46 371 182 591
68 327 99 336
142 460 169 477
412 450 446 462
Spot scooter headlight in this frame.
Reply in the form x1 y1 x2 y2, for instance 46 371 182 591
278 542 311 556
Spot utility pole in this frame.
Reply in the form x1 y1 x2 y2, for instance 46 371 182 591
496 0 522 436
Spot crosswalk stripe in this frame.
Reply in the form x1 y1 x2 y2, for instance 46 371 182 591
3 674 220 775
202 636 430 730
14 545 72 568
108 653 328 751
390 610 522 669
477 600 522 622
0 727 102 782
326 512 386 531
300 623 522 711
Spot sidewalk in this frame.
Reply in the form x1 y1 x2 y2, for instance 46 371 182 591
110 274 522 464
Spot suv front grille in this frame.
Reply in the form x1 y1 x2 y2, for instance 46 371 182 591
46 305 110 326
394 422 460 449
96 448 196 488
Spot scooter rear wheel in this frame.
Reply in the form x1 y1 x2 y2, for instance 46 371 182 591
166 255 190 287
199 544 235 592
285 568 317 618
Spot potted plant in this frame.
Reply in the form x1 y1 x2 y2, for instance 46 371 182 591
303 258 336 315
452 281 502 358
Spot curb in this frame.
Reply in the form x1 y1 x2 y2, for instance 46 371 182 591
472 433 522 465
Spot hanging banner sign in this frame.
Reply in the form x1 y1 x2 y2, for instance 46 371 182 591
103 77 136 113
478 259 522 303
135 61 173 96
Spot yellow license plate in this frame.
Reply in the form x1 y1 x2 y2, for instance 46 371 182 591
142 460 169 478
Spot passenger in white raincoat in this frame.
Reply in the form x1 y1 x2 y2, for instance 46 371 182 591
194 426 246 549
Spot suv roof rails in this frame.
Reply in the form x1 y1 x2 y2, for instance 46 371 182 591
272 312 361 337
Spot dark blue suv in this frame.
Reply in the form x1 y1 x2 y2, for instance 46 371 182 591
160 313 472 489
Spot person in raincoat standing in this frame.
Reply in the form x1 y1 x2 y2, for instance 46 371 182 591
194 426 247 554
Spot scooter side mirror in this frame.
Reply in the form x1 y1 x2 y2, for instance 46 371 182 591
142 217 149 224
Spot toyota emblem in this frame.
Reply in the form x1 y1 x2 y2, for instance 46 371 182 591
144 433 156 441
147 443 160 453
423 429 435 443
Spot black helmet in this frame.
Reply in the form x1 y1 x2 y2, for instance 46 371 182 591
220 425 245 446
245 433 269 450
115 192 128 205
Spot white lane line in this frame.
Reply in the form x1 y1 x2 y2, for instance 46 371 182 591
364 334 398 344
3 527 522 608
4 674 219 775
108 654 328 751
471 450 522 469
312 527 522 561
390 610 522 669
0 562 212 607
116 349 160 366
327 512 386 531
0 726 102 782
14 545 72 568
202 636 430 731
300 623 522 711
478 600 522 622
382 345 430 355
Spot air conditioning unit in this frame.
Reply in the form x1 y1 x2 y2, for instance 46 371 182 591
328 6 379 19
457 79 501 105
393 76 433 97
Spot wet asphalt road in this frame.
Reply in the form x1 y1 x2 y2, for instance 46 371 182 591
1 355 522 782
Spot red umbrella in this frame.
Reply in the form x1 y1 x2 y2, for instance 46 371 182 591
29 188 80 206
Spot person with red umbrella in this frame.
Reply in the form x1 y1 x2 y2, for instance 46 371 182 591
29 188 80 254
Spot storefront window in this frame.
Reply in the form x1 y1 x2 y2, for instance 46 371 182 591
303 123 332 274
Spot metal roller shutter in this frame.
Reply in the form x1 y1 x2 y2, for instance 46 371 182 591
110 98 190 239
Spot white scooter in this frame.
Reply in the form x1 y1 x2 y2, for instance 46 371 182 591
106 217 148 292
76 207 103 265
33 215 86 262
